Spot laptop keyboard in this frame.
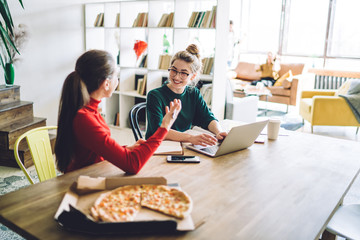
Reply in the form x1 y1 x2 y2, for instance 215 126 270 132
201 145 219 154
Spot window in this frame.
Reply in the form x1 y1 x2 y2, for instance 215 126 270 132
241 0 282 53
283 0 329 56
328 0 360 58
232 0 360 69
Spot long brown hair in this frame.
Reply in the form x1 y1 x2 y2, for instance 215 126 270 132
55 50 115 172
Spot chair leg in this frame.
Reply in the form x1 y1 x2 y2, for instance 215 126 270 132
311 125 313 133
320 229 336 240
286 105 289 113
356 127 359 135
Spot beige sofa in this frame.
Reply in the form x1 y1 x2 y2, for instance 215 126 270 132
232 62 305 107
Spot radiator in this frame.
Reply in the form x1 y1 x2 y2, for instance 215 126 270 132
314 75 348 89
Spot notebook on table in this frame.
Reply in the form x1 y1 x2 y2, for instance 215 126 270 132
154 140 183 155
186 120 269 157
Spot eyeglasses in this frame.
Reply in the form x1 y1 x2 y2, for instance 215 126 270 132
168 68 190 79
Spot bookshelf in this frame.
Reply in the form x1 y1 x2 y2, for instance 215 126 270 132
84 0 228 129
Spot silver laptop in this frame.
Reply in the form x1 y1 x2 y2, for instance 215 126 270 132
186 120 269 157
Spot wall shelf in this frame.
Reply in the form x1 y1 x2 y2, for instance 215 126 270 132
84 0 228 128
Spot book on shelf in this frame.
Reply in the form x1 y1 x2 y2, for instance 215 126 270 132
115 13 120 27
133 12 148 27
200 11 211 28
200 83 212 106
197 11 207 28
114 112 120 126
157 12 174 27
204 10 213 28
132 13 140 27
211 6 217 28
141 74 147 95
94 13 104 27
202 57 214 75
187 11 197 27
142 12 148 27
154 140 184 155
158 54 172 70
192 11 204 28
157 13 169 27
137 78 143 94
166 12 174 27
138 54 148 68
187 6 216 28
136 75 147 96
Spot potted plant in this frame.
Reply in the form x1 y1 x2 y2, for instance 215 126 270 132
0 0 24 86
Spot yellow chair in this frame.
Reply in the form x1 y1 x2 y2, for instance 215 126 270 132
299 90 360 133
14 126 58 184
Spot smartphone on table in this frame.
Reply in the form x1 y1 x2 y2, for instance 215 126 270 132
166 155 200 163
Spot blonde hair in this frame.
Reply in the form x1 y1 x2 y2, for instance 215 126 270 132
170 44 202 75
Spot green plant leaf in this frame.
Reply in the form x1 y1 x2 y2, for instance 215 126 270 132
18 0 24 9
0 52 5 69
0 0 14 35
0 22 19 59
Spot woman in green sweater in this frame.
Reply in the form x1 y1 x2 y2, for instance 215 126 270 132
146 44 227 146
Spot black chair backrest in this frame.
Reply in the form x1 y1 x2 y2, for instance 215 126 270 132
129 102 146 141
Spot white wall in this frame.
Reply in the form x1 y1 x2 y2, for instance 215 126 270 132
8 1 86 126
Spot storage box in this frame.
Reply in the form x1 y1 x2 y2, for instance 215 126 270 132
55 176 195 235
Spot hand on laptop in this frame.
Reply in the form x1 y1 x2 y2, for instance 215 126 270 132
215 131 228 141
189 133 217 147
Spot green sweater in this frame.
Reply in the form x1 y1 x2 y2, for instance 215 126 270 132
145 84 217 139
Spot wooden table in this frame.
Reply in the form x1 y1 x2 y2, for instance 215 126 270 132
1 131 360 240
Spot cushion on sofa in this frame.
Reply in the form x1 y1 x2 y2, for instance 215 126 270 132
282 79 292 89
335 79 352 96
234 62 261 81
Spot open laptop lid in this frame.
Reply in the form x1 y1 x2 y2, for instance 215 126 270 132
187 120 269 157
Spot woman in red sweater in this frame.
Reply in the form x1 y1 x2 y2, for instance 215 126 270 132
55 50 181 174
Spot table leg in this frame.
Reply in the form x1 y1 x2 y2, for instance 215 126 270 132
264 95 268 116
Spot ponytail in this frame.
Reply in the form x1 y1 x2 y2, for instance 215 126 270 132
55 71 89 172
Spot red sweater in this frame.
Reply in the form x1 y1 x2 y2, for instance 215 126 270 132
67 98 167 174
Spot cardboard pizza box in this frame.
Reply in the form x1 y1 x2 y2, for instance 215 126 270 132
54 176 195 234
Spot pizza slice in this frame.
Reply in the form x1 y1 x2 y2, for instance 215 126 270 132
90 185 142 222
140 184 193 219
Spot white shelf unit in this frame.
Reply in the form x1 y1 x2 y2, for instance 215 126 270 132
84 0 228 129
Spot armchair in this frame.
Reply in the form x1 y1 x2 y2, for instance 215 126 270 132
299 90 360 133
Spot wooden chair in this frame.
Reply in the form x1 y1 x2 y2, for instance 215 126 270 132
129 102 146 141
14 126 57 184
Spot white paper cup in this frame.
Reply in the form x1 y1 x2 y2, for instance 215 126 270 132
267 119 281 140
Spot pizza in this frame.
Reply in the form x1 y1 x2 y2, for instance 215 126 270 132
90 184 192 222
90 185 142 222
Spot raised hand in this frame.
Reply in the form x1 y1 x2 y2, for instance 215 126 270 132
160 99 182 131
